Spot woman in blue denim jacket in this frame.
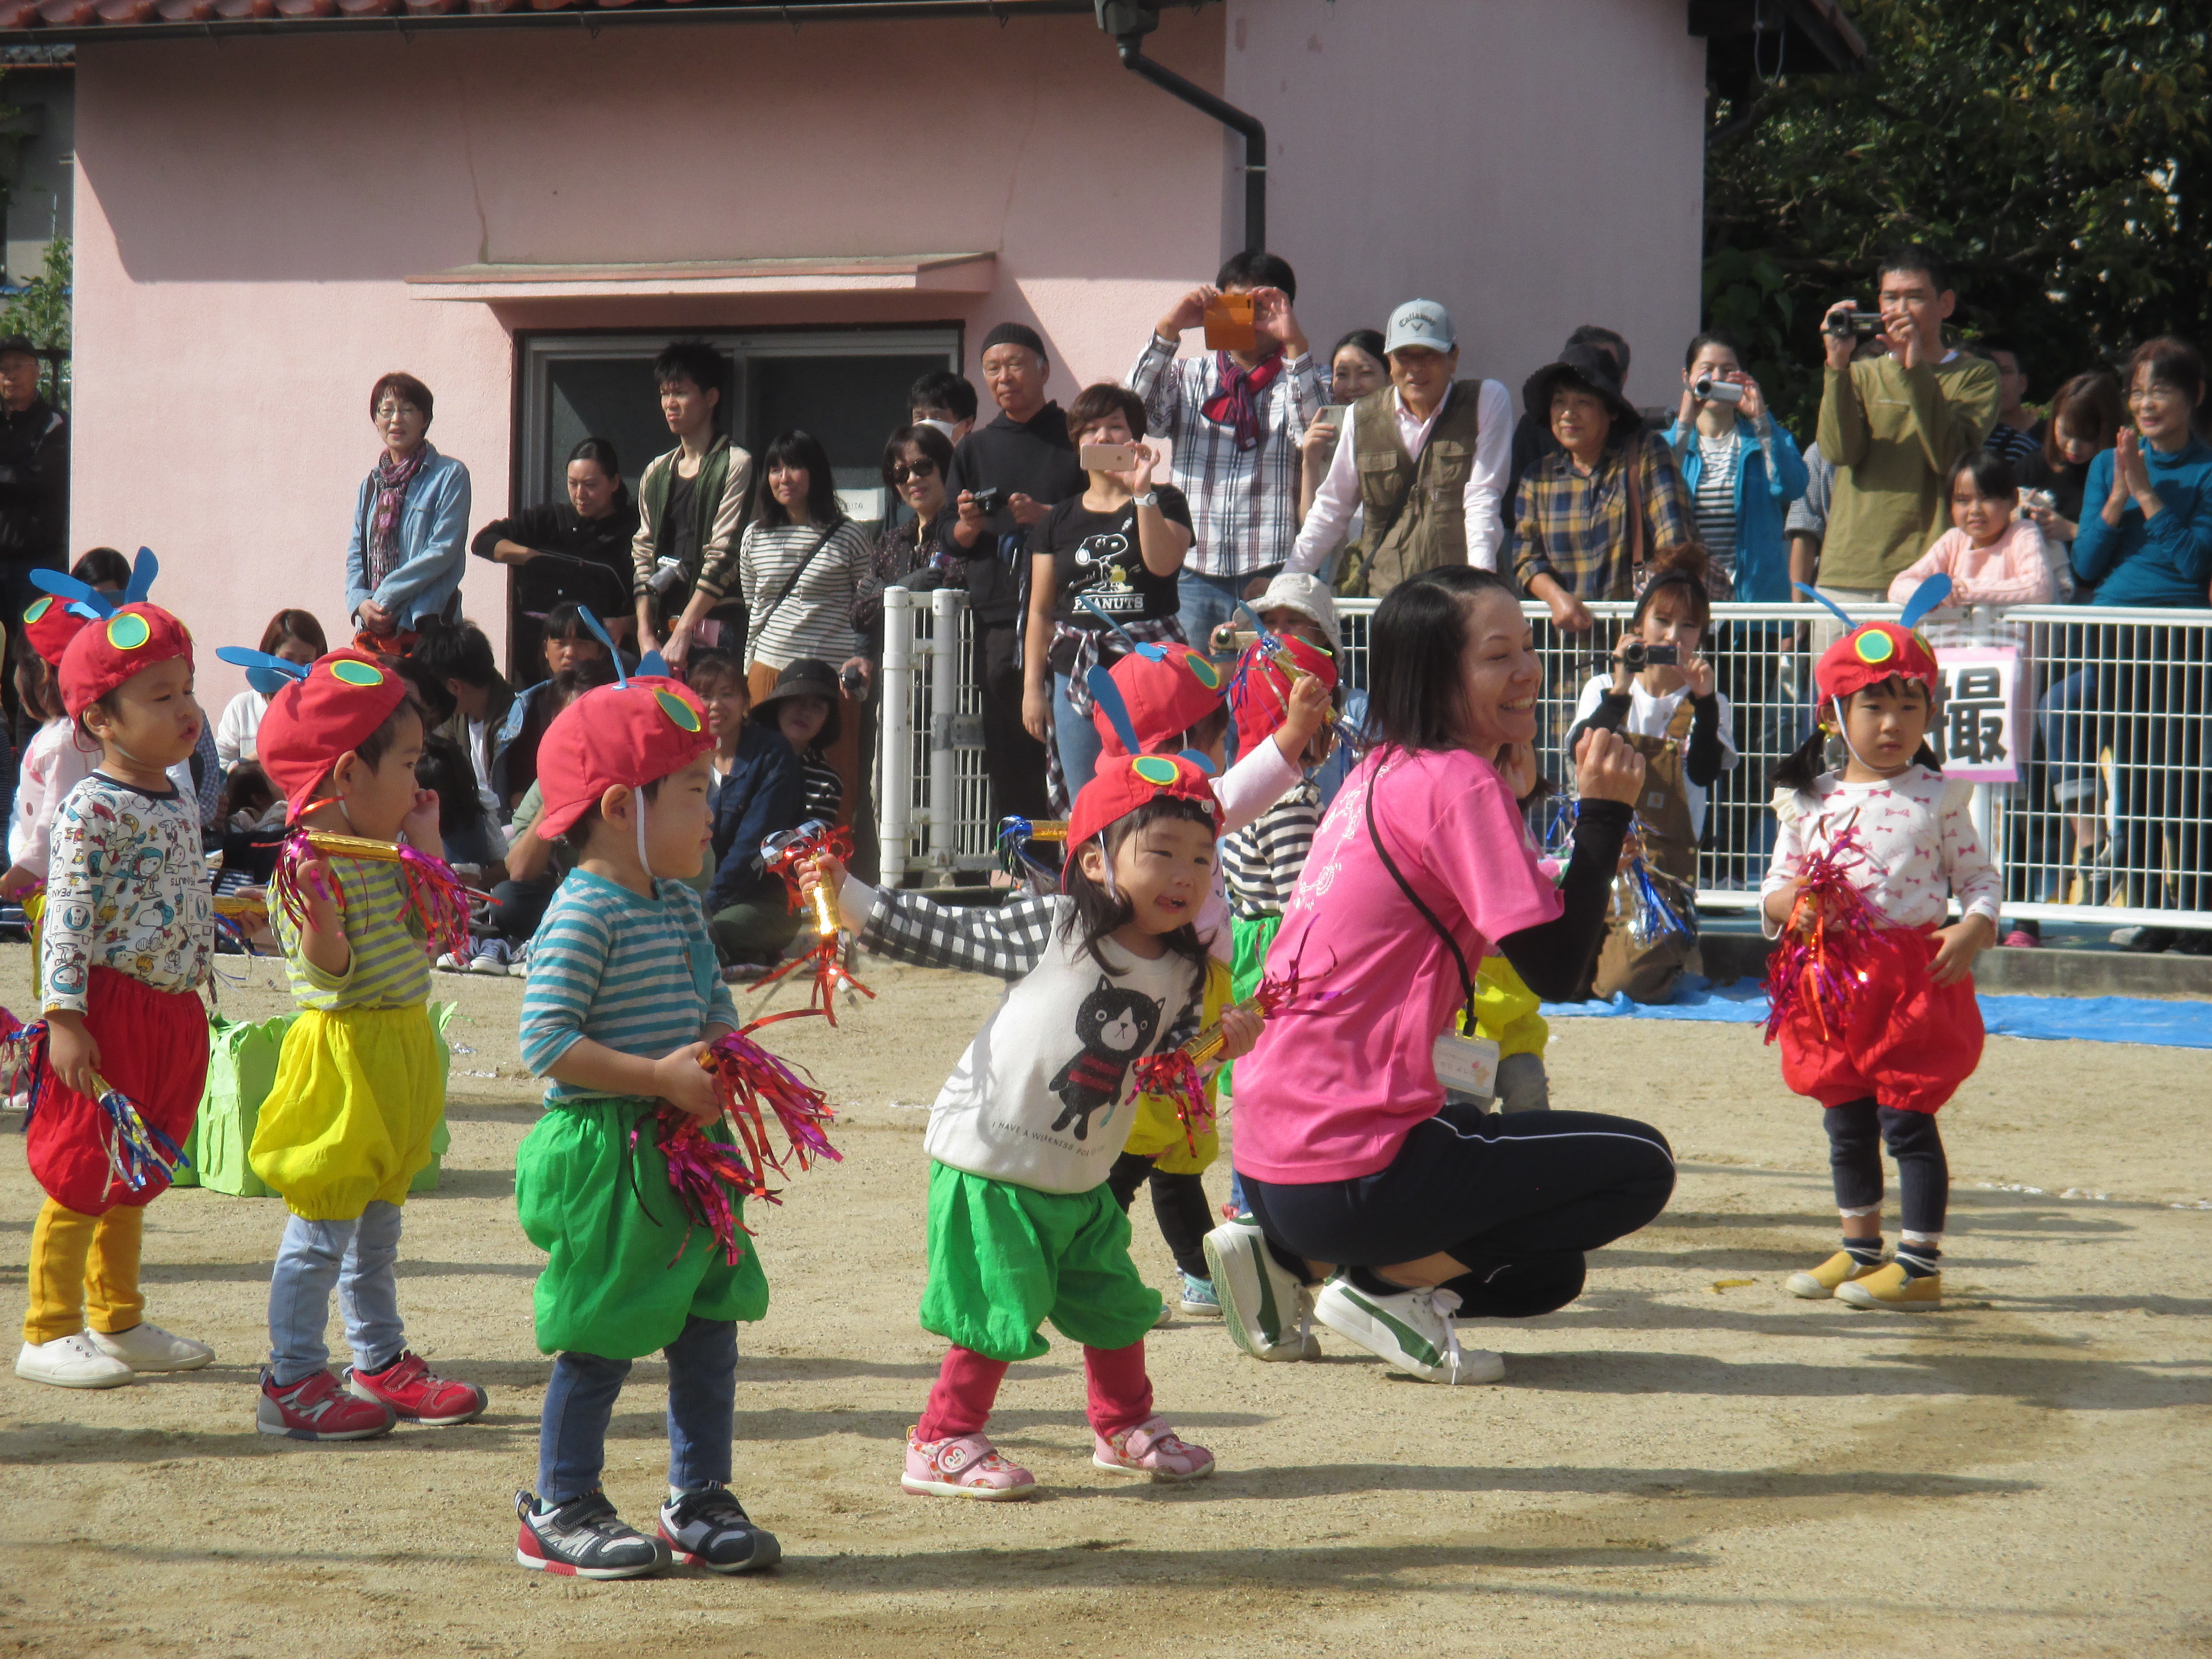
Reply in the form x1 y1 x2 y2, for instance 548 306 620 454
346 372 472 641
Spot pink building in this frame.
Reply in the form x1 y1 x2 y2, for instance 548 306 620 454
1 0 1851 696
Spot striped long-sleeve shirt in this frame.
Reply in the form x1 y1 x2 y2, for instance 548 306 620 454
738 518 869 671
275 856 432 1012
519 870 738 1105
1220 781 1322 920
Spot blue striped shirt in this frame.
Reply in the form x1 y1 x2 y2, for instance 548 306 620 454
519 869 739 1105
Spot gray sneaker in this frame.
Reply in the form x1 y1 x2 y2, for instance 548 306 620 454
657 1484 781 1574
1202 1215 1317 1362
516 1489 669 1579
1311 1277 1504 1385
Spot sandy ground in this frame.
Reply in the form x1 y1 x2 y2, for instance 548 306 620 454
0 938 2206 1658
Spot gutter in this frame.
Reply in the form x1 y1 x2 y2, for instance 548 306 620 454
1115 29 1264 253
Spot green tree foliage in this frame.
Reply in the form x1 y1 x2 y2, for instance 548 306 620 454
0 236 71 407
1704 1 2211 433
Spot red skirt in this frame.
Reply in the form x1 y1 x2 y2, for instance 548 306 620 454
1777 925 1982 1116
27 967 212 1214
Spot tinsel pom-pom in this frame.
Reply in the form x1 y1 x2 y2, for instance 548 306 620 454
1762 826 1882 1045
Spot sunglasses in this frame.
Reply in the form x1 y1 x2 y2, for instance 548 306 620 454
889 459 939 483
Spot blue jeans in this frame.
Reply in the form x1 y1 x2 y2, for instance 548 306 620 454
267 1201 405 1386
538 1314 737 1503
1052 670 1105 799
1176 566 1277 652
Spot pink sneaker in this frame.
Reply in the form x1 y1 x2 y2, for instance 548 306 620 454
1092 1415 1215 1483
348 1351 487 1426
900 1426 1037 1501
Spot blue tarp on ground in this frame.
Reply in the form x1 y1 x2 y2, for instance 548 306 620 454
1541 978 2212 1049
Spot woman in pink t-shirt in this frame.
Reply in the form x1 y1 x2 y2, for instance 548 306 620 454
1204 568 1678 1384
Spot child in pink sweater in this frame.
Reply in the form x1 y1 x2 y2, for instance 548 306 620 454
1886 451 2053 609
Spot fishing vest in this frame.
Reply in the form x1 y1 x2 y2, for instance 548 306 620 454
1343 380 1485 599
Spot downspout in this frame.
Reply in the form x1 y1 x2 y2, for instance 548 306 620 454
1115 33 1266 254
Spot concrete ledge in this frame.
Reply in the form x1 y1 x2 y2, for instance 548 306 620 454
1700 931 2212 999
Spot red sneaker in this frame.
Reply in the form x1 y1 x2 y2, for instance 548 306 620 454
348 1351 487 1426
258 1369 396 1441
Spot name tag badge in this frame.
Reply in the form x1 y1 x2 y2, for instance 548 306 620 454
1432 1031 1500 1098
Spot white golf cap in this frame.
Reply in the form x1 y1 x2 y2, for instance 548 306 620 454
1253 571 1340 657
1383 299 1456 356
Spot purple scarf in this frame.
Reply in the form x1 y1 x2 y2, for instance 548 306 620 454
365 444 428 591
1200 349 1284 451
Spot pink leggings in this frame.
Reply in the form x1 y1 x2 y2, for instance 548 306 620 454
916 1339 1153 1443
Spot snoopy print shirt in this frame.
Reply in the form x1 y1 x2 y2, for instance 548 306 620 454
845 882 1199 1194
41 772 214 1014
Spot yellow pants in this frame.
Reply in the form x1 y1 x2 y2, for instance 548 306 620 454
23 1196 145 1345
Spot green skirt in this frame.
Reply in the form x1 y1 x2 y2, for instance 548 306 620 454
920 1161 1162 1363
516 1097 770 1360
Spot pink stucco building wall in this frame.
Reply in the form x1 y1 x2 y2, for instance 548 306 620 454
69 0 1705 702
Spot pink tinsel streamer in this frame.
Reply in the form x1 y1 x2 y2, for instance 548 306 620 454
643 1109 766 1268
1761 824 1882 1046
272 830 479 960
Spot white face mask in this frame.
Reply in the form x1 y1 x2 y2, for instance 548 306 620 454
914 418 960 443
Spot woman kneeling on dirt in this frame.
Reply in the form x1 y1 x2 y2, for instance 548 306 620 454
1203 566 1679 1384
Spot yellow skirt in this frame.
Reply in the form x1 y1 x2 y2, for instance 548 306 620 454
250 1005 443 1222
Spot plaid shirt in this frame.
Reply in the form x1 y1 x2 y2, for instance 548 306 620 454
1513 429 1696 601
860 888 1062 982
1128 335 1325 579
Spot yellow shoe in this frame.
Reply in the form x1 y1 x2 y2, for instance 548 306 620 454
1835 1262 1941 1310
1785 1250 1883 1300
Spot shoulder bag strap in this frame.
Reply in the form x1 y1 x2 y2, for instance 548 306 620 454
1362 759 1478 1028
1623 433 1647 591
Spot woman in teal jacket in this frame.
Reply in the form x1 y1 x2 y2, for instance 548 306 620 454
1661 332 1808 601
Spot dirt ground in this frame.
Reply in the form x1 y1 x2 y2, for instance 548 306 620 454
0 939 2206 1658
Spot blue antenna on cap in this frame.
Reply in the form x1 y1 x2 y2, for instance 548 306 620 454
215 647 313 697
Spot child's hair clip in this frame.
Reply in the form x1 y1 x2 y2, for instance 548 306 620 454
1084 663 1144 756
27 568 117 621
1897 573 1954 630
1792 581 1858 631
214 647 313 697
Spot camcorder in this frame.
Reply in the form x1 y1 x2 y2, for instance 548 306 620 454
1823 310 1884 339
1692 374 1745 405
1618 640 1678 671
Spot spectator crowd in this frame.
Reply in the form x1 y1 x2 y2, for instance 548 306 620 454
2 238 2206 973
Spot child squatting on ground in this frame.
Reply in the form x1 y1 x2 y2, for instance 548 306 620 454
1762 589 2000 1311
241 649 488 1438
15 590 217 1389
511 665 781 1579
801 752 1262 1501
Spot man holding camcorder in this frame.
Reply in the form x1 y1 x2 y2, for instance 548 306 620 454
1811 245 1998 632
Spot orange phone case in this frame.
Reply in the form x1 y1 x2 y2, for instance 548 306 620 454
1202 293 1257 354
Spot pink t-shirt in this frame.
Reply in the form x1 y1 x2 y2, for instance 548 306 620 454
1232 746 1561 1184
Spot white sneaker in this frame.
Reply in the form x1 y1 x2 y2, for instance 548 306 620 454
435 951 468 973
467 944 509 976
1203 1215 1319 1362
16 1333 135 1389
1312 1277 1504 1384
88 1322 215 1373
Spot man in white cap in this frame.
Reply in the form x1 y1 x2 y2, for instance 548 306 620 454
1284 299 1511 597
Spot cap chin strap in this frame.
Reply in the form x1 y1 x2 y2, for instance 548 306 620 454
1830 696 1880 775
1097 833 1116 900
634 789 652 885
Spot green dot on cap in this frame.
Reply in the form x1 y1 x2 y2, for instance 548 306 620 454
24 596 49 623
107 613 150 650
655 688 702 732
1184 653 1223 691
330 659 385 687
1854 629 1896 665
1131 755 1179 787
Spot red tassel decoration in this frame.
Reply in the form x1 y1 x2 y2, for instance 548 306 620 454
1762 822 1883 1046
747 823 874 1024
272 829 483 959
642 1107 766 1267
1133 967 1300 1154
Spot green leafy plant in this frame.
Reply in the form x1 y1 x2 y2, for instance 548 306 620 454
0 235 71 406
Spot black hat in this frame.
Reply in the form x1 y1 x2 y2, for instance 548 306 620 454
1522 343 1639 434
752 657 844 745
980 322 1047 362
0 335 39 361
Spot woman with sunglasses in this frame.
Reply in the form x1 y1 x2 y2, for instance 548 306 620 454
853 423 960 659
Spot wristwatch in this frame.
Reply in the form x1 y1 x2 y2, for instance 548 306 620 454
1132 491 1160 508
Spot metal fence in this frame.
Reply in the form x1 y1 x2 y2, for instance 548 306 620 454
877 589 2212 934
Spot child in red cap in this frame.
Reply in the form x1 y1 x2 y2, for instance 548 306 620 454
238 649 487 1442
800 753 1260 1502
0 592 100 987
15 601 217 1390
510 669 780 1580
1762 601 2000 1313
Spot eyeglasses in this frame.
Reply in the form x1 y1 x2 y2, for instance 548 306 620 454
2128 383 2180 405
889 460 938 483
374 402 424 421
